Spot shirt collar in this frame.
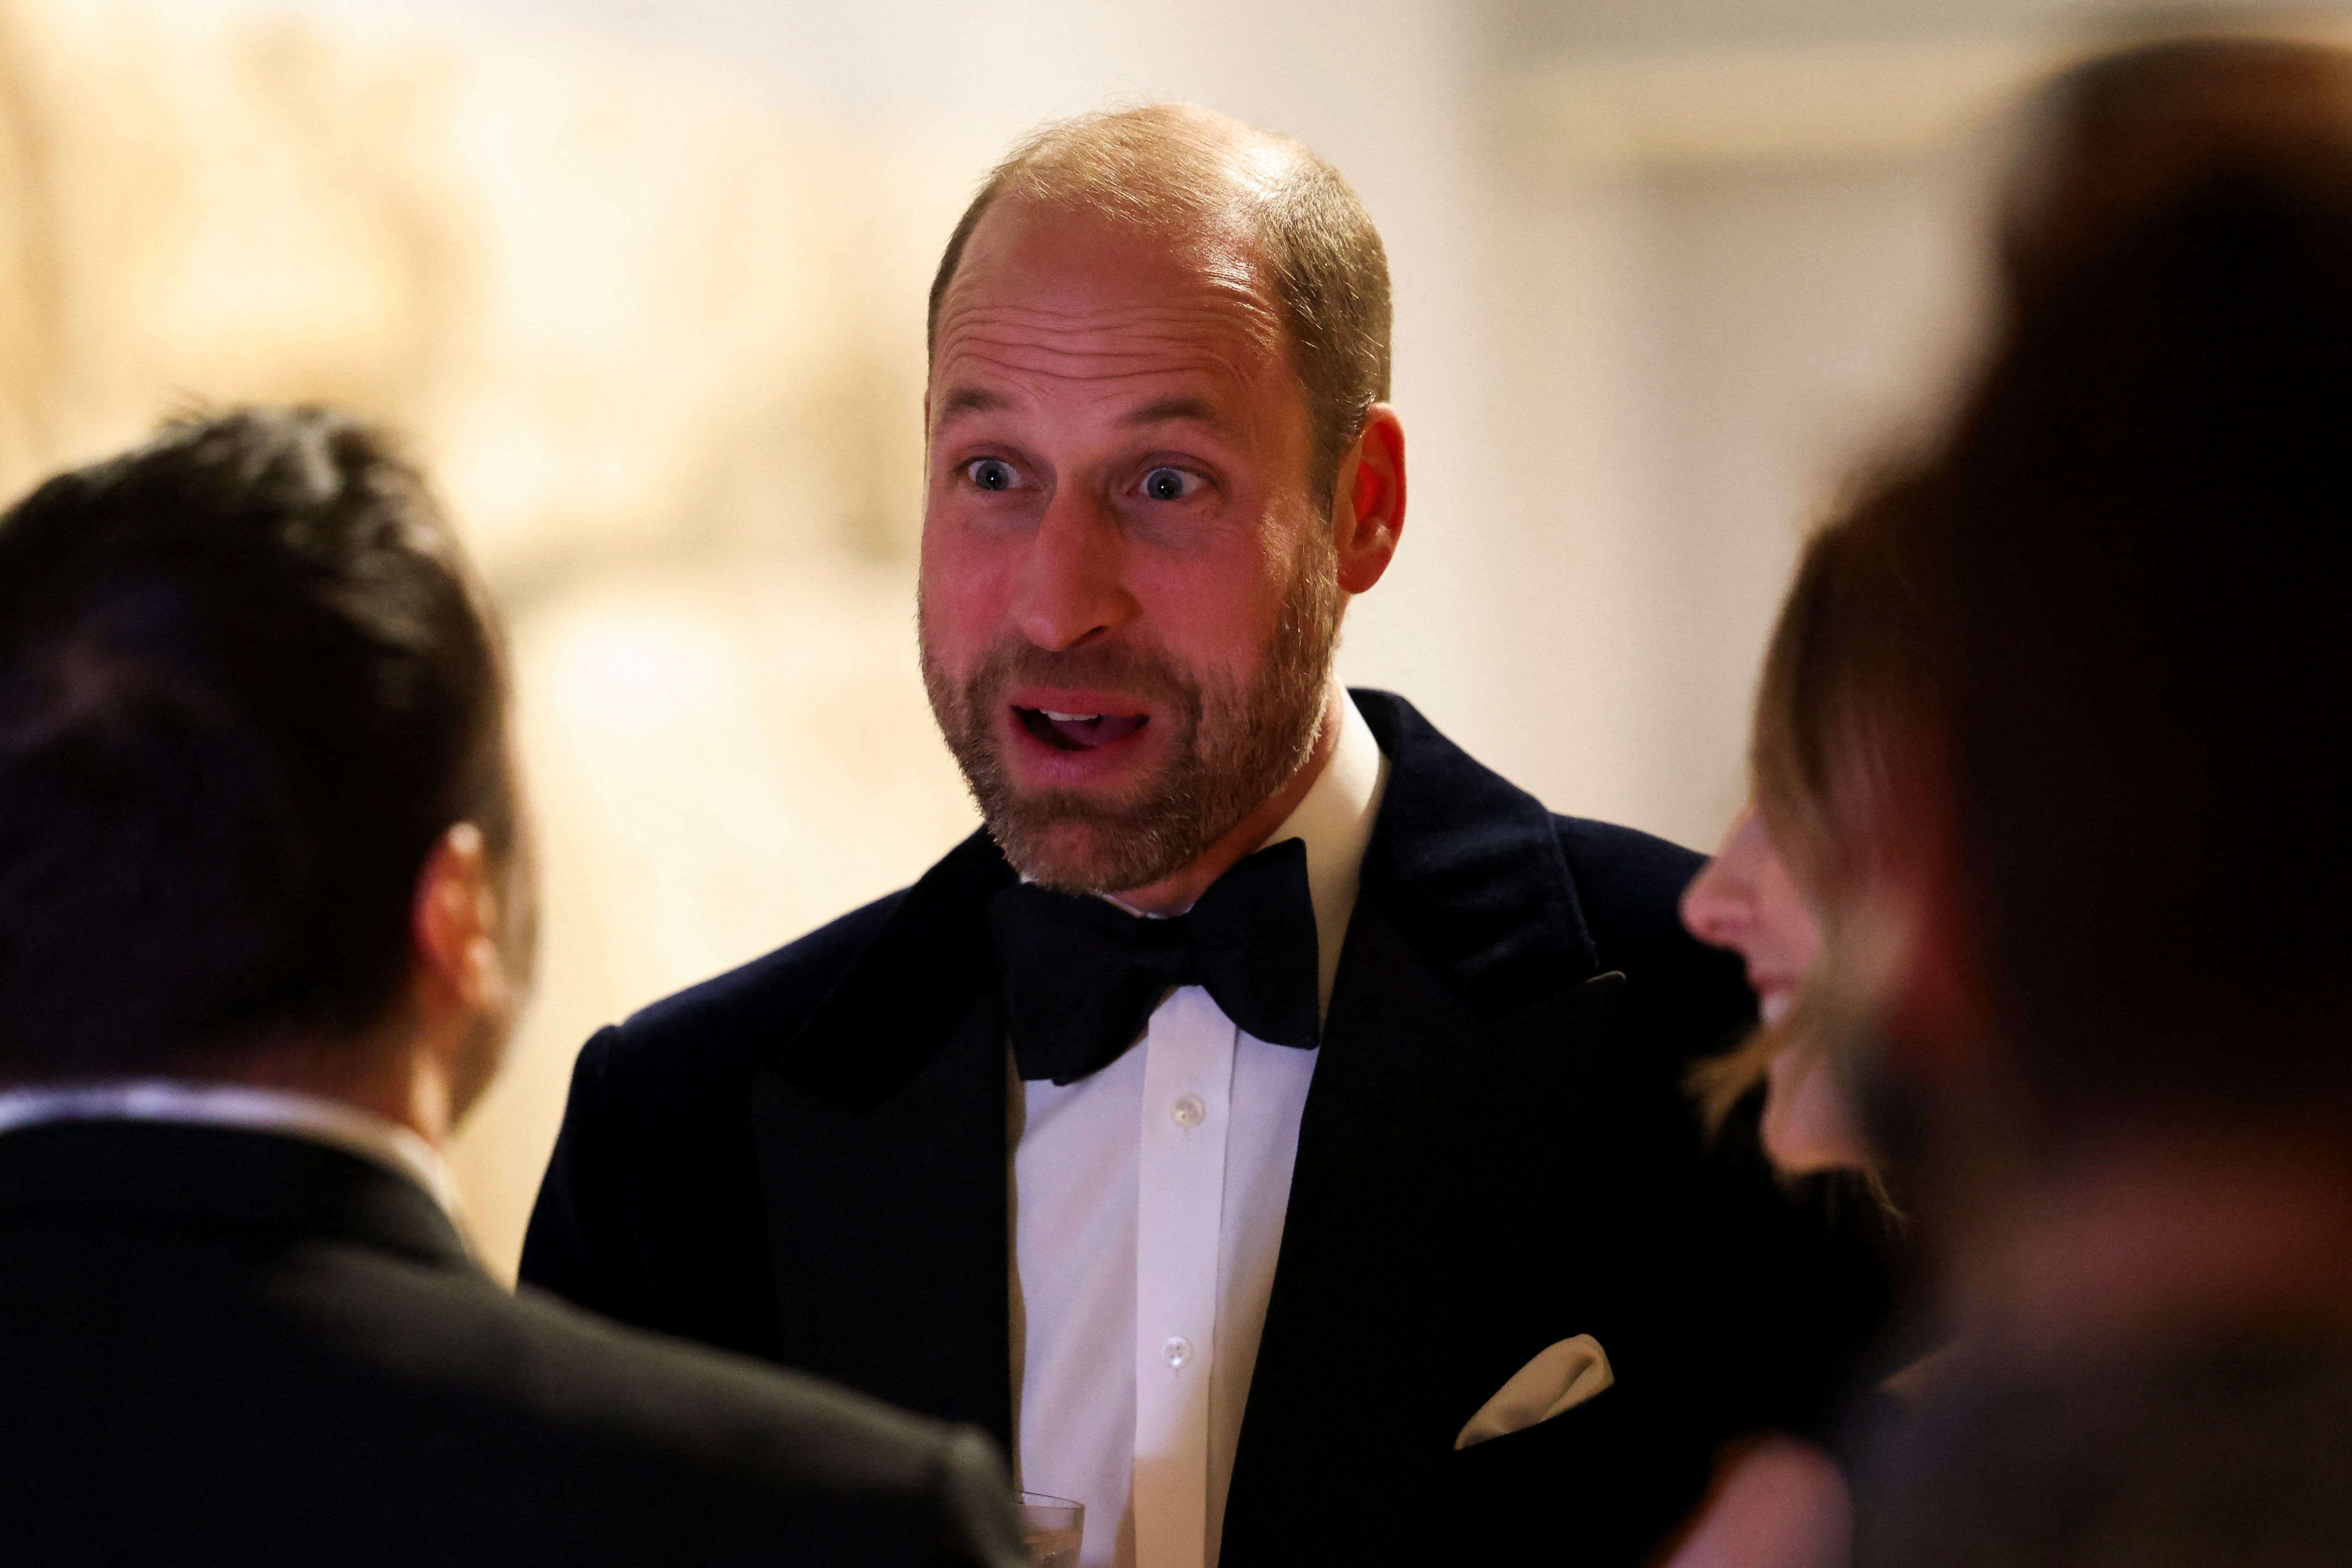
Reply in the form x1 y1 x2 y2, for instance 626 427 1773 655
1262 687 1389 1014
0 1079 465 1222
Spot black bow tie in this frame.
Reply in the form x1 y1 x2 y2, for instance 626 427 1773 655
988 838 1322 1085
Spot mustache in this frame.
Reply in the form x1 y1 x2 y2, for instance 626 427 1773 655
964 635 1204 717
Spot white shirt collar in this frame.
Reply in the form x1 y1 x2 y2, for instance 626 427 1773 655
0 1079 465 1222
1260 687 1388 1014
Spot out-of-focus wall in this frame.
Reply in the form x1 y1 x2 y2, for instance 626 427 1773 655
1471 5 2352 843
1477 40 2012 847
14 0 2350 1280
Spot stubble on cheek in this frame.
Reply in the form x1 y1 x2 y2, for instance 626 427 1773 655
917 551 1339 896
918 617 1208 892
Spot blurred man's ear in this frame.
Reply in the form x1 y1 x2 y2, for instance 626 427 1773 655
415 826 506 1013
1332 405 1405 596
409 823 519 1127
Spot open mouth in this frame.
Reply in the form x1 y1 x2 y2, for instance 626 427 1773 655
1015 706 1151 751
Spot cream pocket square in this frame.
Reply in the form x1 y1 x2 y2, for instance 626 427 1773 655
1454 1334 1616 1450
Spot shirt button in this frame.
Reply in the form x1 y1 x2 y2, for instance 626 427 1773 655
1171 1094 1206 1128
1162 1335 1193 1369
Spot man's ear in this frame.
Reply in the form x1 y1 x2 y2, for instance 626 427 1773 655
1331 405 1406 596
411 823 509 1025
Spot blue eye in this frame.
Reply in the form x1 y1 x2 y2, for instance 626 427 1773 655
968 459 1017 492
1142 467 1194 501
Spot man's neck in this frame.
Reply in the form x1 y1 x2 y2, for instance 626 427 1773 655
217 1031 455 1150
1109 680 1347 918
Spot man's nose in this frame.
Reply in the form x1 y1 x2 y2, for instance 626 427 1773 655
1011 488 1138 652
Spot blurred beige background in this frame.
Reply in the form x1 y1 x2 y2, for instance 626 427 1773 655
6 0 2343 1278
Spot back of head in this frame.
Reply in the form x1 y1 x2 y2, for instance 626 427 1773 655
1925 36 2352 1149
0 408 515 1084
928 103 1391 498
2004 33 2352 311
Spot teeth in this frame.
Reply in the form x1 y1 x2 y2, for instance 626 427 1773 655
1041 710 1101 723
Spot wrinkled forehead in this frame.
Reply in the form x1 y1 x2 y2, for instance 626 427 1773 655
933 196 1289 381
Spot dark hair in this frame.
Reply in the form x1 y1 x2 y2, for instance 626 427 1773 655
2001 35 2352 318
927 104 1392 501
0 408 514 1082
1920 39 2352 1144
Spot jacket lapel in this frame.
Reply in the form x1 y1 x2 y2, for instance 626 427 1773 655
1221 691 1628 1566
750 828 1019 1448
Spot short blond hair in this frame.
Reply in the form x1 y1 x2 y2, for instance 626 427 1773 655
927 104 1391 498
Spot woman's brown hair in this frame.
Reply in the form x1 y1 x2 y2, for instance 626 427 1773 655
1690 469 1939 1135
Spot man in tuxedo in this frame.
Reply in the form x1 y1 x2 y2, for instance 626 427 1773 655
0 409 1024 1567
524 106 1887 1568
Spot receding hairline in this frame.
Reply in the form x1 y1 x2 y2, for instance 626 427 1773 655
925 104 1393 498
930 105 1351 352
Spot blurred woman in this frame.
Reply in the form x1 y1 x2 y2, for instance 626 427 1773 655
1659 475 1939 1568
1681 474 1936 1186
1666 32 2352 1568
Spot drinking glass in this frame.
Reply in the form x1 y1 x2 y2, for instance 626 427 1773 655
1016 1492 1084 1568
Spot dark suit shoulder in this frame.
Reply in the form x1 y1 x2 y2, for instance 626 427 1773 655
520 885 917 1352
1550 817 1705 964
1550 814 1705 908
1 1206 1021 1567
1550 814 1753 1070
606 886 911 1088
475 1265 1013 1524
466 1250 1022 1566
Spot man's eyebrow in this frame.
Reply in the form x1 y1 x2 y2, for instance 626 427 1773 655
933 385 1011 426
1120 396 1232 434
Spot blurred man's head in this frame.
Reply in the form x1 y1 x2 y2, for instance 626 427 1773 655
916 104 1406 901
2001 34 2352 316
0 408 529 1136
1867 37 2352 1176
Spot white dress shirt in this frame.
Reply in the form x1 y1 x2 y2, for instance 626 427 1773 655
1011 690 1389 1568
0 1078 465 1221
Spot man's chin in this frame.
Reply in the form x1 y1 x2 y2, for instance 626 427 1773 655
987 805 1193 897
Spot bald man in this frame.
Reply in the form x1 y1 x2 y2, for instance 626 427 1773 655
523 106 1888 1568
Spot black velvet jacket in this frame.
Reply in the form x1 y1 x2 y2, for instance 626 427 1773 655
522 690 1890 1566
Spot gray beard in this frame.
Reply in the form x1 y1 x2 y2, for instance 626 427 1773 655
921 557 1340 896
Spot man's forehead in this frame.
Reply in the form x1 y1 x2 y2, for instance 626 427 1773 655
933 377 1247 442
938 198 1283 356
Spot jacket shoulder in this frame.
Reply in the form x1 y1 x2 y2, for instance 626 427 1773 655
1551 814 1751 1047
0 1213 1021 1565
459 1264 1019 1563
1549 816 1707 960
480 1268 1003 1499
479 1269 1022 1563
598 886 911 1091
